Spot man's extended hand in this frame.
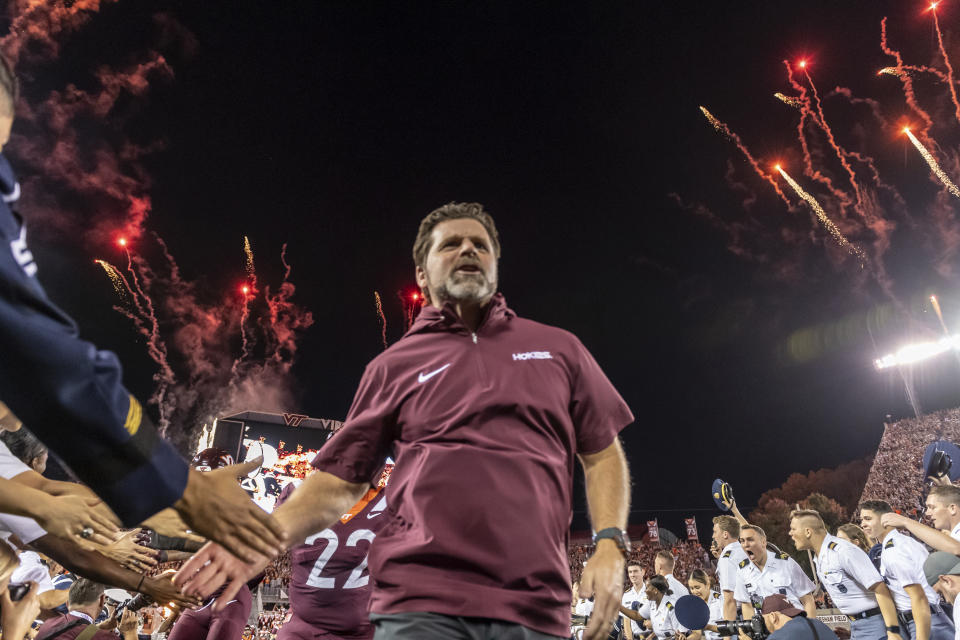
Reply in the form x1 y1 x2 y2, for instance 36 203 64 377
34 494 119 547
173 461 287 562
139 509 203 543
880 512 911 530
173 541 268 608
97 529 160 572
579 542 625 640
142 570 201 609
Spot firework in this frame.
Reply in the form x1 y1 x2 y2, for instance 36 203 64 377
877 65 948 81
930 6 960 124
903 128 960 198
699 106 790 205
802 66 864 210
399 290 424 330
774 92 803 108
774 165 865 261
95 259 129 300
931 295 949 335
781 61 852 208
881 17 935 139
374 291 388 349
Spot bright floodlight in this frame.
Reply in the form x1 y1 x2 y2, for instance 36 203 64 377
875 334 960 369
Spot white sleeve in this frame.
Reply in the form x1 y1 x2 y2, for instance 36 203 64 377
734 569 749 604
842 546 884 590
0 512 46 545
0 440 30 480
886 547 927 588
11 551 54 593
787 558 816 596
717 556 737 592
638 600 652 619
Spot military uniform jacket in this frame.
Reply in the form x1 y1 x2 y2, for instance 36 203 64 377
734 551 816 610
641 596 685 639
717 542 750 593
879 529 940 612
0 152 187 524
814 533 883 615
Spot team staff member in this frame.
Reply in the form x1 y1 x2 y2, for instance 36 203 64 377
735 524 816 620
788 510 901 640
622 562 648 639
0 55 284 563
654 551 689 598
713 515 749 621
860 500 955 640
175 203 634 640
880 486 960 556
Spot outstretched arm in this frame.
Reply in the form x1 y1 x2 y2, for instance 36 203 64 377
579 439 630 640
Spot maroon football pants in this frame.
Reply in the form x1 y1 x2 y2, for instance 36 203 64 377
168 587 252 640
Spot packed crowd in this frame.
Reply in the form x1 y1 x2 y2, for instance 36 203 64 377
568 540 714 585
242 605 290 640
262 553 291 588
860 408 960 513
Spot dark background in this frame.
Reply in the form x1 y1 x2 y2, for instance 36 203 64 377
9 1 960 534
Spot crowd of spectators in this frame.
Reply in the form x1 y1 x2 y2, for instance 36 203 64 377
859 408 960 512
263 552 291 588
242 605 290 640
568 539 714 586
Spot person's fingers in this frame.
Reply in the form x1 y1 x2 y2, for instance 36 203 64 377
177 554 225 596
224 459 262 478
185 566 228 599
90 511 121 535
231 517 281 560
89 532 114 547
211 579 245 612
173 559 206 589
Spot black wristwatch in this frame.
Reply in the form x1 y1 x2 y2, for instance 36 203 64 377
886 626 900 634
593 527 631 559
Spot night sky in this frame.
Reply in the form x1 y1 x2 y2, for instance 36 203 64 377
7 1 960 534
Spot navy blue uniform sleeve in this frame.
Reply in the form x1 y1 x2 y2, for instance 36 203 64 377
0 210 188 526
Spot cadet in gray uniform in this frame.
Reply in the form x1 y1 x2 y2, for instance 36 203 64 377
789 509 902 640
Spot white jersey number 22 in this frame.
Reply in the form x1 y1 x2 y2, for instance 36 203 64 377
304 529 376 590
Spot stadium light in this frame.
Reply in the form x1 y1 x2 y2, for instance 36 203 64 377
875 334 960 369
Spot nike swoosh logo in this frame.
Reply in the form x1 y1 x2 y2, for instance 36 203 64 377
418 363 451 383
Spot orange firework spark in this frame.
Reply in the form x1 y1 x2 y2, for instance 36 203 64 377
775 165 865 262
95 258 130 300
903 128 960 198
877 65 948 81
232 237 257 379
774 92 803 108
931 295 949 335
243 235 256 279
373 291 387 349
930 6 960 124
699 106 790 205
881 17 934 140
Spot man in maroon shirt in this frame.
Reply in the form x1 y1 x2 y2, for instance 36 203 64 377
176 202 633 640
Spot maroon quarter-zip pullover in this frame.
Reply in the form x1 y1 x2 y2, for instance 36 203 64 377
313 293 633 636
